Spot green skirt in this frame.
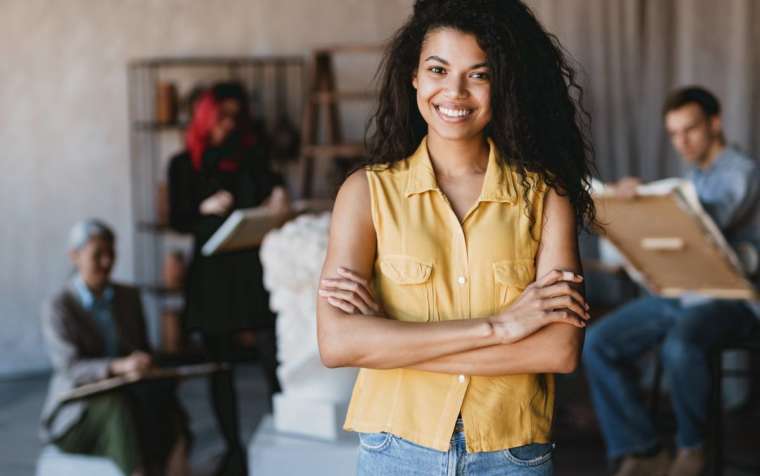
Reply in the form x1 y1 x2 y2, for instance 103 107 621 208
55 381 190 475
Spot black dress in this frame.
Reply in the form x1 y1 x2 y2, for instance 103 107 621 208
168 147 284 336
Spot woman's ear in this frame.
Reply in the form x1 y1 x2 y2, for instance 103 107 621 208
412 71 418 90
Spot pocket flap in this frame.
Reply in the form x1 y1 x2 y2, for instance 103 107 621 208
380 255 433 285
493 260 535 286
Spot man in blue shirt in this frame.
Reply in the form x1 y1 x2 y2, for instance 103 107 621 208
583 87 760 476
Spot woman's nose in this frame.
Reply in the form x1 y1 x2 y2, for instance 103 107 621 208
444 75 468 98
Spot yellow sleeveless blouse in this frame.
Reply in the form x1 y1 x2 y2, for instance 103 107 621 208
343 136 553 452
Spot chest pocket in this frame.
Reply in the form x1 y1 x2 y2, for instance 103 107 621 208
493 259 536 314
378 255 436 322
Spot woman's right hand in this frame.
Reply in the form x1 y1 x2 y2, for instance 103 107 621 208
319 267 384 317
610 176 641 199
489 269 590 344
110 351 152 377
199 190 234 216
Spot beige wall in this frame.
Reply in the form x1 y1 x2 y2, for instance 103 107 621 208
0 0 413 375
4 0 757 376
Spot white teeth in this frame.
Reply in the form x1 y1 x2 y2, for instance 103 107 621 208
437 106 471 118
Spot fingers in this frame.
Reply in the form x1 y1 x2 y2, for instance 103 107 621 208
612 178 640 199
208 190 234 213
216 190 233 201
541 295 590 321
536 269 583 288
323 270 379 312
336 267 370 289
319 287 372 314
538 282 588 306
132 351 152 364
125 370 143 381
326 296 358 314
126 352 152 373
319 267 380 316
547 309 587 328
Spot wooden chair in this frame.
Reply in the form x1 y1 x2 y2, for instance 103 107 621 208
648 331 760 476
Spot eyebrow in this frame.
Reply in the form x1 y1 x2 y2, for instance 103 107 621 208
667 118 703 133
424 55 489 69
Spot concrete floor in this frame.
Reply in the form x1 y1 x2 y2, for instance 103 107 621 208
1 365 757 476
0 364 270 476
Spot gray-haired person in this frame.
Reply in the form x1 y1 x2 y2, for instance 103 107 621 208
40 219 191 476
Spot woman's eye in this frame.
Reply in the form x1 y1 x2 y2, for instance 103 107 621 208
470 72 489 80
429 66 445 74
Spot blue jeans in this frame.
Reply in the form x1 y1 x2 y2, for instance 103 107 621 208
582 295 757 459
356 421 554 475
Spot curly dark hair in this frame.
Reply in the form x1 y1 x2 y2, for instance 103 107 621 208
364 0 599 234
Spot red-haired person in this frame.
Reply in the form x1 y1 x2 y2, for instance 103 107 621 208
168 82 288 476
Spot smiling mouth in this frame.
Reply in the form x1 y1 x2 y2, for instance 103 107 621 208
434 104 474 122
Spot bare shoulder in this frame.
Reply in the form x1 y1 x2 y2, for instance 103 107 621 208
332 169 372 228
320 168 377 285
535 185 580 276
542 185 576 227
337 168 370 200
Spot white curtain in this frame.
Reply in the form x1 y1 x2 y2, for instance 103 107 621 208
527 0 760 181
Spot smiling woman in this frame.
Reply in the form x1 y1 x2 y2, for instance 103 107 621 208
316 1 599 474
413 31 492 140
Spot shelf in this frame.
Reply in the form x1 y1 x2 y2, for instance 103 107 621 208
314 45 383 55
311 91 377 103
301 143 365 157
133 120 187 131
129 56 304 69
136 222 193 236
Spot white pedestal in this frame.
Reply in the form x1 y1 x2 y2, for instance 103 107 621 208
36 445 122 476
249 414 358 476
273 393 348 441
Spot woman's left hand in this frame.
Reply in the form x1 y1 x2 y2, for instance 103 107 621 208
319 267 384 316
264 186 291 214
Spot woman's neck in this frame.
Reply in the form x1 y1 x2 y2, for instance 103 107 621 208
426 132 489 178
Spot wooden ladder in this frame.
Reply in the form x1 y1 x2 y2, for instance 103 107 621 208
299 45 383 198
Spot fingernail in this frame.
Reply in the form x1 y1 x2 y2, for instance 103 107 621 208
318 289 327 295
337 267 346 273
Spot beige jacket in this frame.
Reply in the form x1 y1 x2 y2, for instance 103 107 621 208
39 281 150 442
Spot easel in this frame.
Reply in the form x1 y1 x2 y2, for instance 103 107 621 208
299 45 383 198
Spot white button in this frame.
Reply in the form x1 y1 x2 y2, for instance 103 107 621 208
457 276 466 285
458 374 466 383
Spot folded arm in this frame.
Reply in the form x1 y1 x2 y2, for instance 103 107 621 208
409 186 586 375
316 171 499 369
317 173 587 372
320 185 586 375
